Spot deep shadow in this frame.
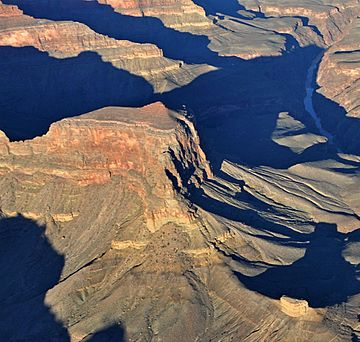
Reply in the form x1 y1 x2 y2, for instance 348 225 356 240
159 46 337 169
313 91 360 154
193 0 265 19
0 215 69 340
2 0 359 166
159 42 360 167
0 46 153 140
193 0 247 18
235 223 360 307
169 144 310 242
2 0 236 67
87 324 125 342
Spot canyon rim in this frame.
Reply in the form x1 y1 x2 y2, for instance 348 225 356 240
0 0 359 341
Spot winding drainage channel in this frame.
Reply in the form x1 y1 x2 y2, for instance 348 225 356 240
304 53 341 152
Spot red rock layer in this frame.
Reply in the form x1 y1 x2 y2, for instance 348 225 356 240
0 102 211 230
0 1 22 17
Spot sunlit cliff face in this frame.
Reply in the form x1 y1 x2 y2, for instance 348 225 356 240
0 0 359 341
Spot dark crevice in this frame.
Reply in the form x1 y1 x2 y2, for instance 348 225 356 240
59 250 107 285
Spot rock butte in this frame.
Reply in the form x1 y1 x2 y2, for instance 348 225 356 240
0 103 211 232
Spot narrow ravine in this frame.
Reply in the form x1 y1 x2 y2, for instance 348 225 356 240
304 53 338 148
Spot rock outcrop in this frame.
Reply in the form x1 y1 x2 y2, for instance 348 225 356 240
280 296 309 317
317 16 360 118
0 1 212 93
0 1 359 341
221 159 360 233
0 102 211 231
0 103 355 342
0 1 21 16
240 0 359 45
98 0 211 31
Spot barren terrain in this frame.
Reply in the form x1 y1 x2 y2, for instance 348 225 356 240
0 0 359 341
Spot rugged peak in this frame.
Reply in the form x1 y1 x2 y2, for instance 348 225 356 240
0 1 22 17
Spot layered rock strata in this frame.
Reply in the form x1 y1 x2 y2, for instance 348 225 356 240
240 0 359 45
1 103 357 341
317 16 360 118
280 296 309 317
0 102 211 233
0 1 359 341
0 1 212 92
98 0 212 31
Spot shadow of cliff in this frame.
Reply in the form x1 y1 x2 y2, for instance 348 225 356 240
2 1 359 166
172 159 360 306
0 46 153 140
235 223 360 308
313 91 360 154
86 324 125 342
188 182 307 244
193 0 265 19
0 215 69 340
159 46 341 169
3 0 235 67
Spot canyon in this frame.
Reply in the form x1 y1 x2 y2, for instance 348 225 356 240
0 0 359 341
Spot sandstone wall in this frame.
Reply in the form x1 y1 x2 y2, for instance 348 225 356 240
317 16 360 118
0 103 211 234
98 0 212 31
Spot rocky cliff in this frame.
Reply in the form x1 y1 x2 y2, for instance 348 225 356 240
98 0 211 31
0 103 359 341
0 103 215 340
317 16 360 118
0 1 359 341
240 0 359 45
0 102 211 230
0 1 212 93
0 0 22 16
314 13 360 153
